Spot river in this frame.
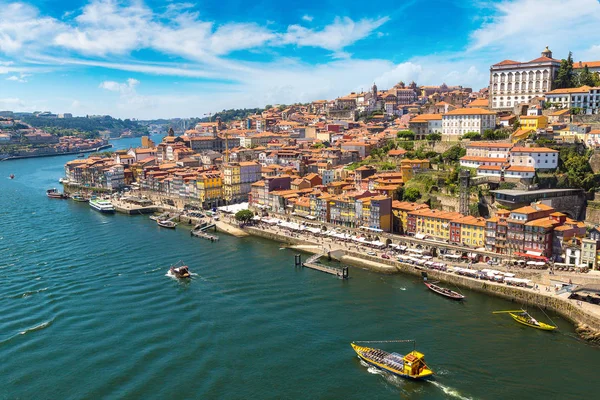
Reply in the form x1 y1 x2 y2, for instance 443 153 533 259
1 136 598 399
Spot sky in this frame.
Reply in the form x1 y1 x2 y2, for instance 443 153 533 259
1 0 600 119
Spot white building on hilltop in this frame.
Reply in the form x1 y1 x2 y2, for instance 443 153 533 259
489 47 560 111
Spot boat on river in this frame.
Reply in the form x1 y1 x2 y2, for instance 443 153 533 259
422 272 465 300
157 220 177 229
71 192 88 203
351 341 433 380
493 310 557 331
9 174 14 179
89 197 115 213
424 281 465 300
168 261 191 279
46 188 66 199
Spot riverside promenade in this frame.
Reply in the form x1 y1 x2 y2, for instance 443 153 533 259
220 214 600 342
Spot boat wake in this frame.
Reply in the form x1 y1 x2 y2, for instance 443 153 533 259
399 287 406 291
19 319 54 336
429 381 475 400
19 287 49 298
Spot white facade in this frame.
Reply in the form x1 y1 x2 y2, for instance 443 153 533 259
441 108 496 141
545 86 600 115
465 143 512 158
105 165 125 189
489 48 559 110
509 147 558 170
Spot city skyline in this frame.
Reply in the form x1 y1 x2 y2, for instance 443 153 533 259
1 0 600 119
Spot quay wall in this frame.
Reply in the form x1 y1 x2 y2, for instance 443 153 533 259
243 226 600 342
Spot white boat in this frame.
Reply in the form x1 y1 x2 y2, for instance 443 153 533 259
89 197 115 213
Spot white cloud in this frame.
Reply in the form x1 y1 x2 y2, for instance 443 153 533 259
469 0 600 57
6 73 29 83
302 15 313 22
0 2 65 53
282 17 389 52
99 78 140 94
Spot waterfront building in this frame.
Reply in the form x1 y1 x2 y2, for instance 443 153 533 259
489 47 560 111
581 238 599 269
356 195 393 232
197 172 223 208
485 210 510 254
451 215 487 247
441 108 497 141
506 202 556 259
391 201 429 234
407 209 463 241
223 161 261 203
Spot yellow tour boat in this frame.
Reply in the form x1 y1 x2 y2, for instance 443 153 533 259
493 310 557 331
351 341 434 380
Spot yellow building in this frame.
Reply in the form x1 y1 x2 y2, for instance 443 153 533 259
223 163 241 202
519 115 548 130
392 201 429 234
410 209 463 241
452 215 486 247
511 128 534 143
197 172 223 207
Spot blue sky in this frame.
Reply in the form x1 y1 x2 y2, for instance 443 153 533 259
1 0 600 119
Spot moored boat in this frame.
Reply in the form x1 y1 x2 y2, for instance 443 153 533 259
9 174 14 179
46 188 66 199
71 193 88 203
493 310 557 331
424 281 465 300
351 341 433 380
157 220 177 229
89 197 115 213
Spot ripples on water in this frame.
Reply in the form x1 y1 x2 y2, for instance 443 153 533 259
1 146 600 399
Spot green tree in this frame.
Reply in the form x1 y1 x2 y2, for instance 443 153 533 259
235 209 254 223
512 120 521 131
264 104 273 110
403 187 422 202
426 133 441 141
578 65 596 86
461 131 482 140
442 144 466 163
554 52 576 89
397 130 415 140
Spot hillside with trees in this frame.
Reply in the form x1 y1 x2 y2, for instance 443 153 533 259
21 116 148 138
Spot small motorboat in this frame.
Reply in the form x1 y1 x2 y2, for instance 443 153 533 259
77 153 85 158
46 188 66 199
157 220 177 229
71 193 88 202
9 174 14 179
169 263 191 279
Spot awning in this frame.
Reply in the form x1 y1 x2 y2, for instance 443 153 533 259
415 233 425 239
526 250 543 257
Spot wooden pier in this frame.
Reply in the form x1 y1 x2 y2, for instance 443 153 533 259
295 254 349 279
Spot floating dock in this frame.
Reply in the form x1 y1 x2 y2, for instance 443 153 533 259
191 227 219 241
295 254 349 279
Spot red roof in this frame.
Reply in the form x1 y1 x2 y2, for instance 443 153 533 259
528 56 559 63
493 60 520 66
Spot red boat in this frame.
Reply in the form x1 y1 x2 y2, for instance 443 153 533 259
46 188 66 199
424 281 465 300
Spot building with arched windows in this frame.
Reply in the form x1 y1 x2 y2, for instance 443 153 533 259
489 47 560 111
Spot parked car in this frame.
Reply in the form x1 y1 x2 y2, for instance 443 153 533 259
381 254 390 259
367 252 376 256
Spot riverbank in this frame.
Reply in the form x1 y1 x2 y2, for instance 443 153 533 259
243 224 600 342
0 144 112 161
